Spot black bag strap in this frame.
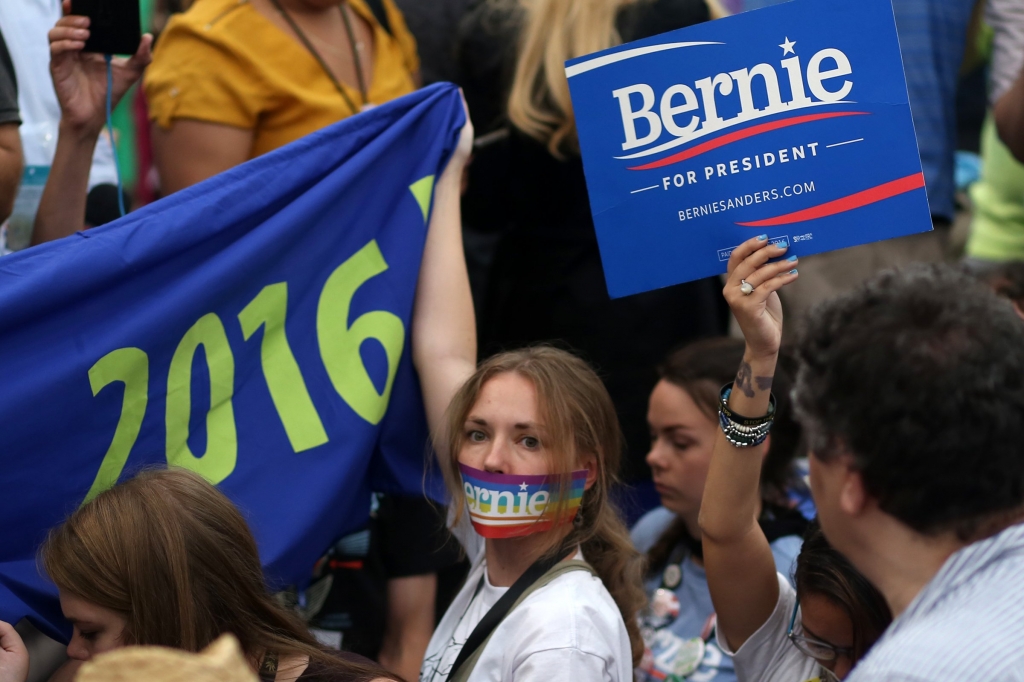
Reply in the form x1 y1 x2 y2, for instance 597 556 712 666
362 0 392 35
445 548 582 681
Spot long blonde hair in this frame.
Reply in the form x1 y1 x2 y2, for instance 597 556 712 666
440 346 647 665
507 0 635 157
507 0 726 158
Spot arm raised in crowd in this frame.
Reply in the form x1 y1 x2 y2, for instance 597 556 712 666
411 105 476 443
990 0 1024 163
0 122 20 226
0 26 22 225
995 68 1024 163
32 1 151 246
698 235 798 651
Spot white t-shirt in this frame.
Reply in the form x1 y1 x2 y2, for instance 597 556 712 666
718 573 828 682
0 0 117 182
420 515 632 682
0 0 119 253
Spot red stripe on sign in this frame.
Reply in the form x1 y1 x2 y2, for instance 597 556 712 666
627 111 870 171
736 172 926 227
329 560 364 570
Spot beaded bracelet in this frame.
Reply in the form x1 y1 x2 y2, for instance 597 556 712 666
720 385 776 425
718 383 775 448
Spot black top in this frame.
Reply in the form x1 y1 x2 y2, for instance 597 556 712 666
455 0 727 483
0 28 20 126
308 495 466 659
392 0 474 84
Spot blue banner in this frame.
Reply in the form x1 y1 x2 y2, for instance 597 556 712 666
0 83 465 640
566 0 932 297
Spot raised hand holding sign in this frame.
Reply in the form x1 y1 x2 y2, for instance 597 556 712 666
567 0 932 297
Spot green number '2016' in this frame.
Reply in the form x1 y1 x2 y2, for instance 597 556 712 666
317 240 405 425
165 313 238 484
86 238 406 502
239 282 328 452
83 348 150 504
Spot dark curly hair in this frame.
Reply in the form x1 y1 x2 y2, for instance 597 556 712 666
793 264 1024 540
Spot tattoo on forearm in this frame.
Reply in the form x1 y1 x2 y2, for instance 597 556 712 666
736 362 755 397
735 362 773 397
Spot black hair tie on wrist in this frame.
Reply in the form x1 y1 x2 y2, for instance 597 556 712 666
718 383 776 448
719 384 776 425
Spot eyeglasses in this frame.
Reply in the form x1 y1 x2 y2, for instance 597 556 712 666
787 597 856 668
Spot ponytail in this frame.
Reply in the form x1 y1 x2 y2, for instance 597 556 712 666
572 498 647 664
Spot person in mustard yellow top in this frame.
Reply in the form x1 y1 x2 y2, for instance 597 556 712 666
145 0 420 194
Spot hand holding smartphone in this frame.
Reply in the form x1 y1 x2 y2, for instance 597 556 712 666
70 0 141 55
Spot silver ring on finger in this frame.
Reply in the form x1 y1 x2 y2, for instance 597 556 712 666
740 279 755 295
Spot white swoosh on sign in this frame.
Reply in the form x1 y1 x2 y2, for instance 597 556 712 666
616 100 856 160
565 42 724 78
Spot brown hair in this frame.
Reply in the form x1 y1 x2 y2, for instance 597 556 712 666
646 337 804 572
41 469 393 681
794 521 891 661
440 346 647 665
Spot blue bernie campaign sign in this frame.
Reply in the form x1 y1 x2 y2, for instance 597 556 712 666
0 83 464 640
566 0 932 297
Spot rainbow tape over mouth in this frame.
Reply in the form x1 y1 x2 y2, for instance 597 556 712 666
458 463 588 539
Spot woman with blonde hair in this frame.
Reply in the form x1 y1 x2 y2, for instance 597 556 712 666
417 346 646 681
456 0 728 500
392 62 646 679
28 468 397 682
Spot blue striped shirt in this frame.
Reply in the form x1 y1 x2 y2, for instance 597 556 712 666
891 0 975 222
848 522 1024 681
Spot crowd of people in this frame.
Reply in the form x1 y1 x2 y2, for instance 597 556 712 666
1 0 1024 681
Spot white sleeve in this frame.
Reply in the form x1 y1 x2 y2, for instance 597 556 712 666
718 573 818 682
987 0 1024 103
511 647 616 681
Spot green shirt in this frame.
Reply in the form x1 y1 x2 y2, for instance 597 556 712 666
967 115 1024 262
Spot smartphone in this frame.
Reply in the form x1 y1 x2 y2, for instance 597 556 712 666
71 0 142 55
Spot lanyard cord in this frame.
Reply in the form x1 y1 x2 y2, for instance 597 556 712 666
266 0 367 116
658 542 688 589
338 2 368 99
104 55 126 217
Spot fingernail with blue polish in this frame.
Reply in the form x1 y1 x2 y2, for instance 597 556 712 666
787 255 798 262
789 269 799 274
758 234 768 240
779 240 789 248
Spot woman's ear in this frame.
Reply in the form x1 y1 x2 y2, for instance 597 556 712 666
580 453 599 490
